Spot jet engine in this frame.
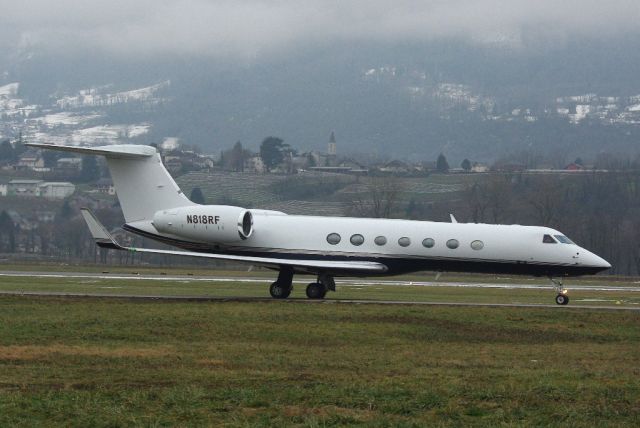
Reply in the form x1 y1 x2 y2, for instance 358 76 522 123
152 205 253 243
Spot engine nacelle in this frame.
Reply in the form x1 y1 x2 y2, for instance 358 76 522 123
152 205 253 243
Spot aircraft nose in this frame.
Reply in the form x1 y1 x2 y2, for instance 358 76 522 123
582 250 611 270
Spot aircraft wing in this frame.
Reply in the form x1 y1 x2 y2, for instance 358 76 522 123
80 209 388 273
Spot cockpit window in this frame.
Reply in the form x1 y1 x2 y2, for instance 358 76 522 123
543 234 557 244
554 235 575 245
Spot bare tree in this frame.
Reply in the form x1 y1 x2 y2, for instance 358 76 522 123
464 180 490 223
348 177 404 218
527 176 564 226
485 175 512 224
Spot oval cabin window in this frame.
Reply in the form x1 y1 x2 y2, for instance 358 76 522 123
350 234 365 246
446 239 459 249
398 237 411 247
471 240 484 250
326 233 341 245
422 238 435 248
374 236 387 246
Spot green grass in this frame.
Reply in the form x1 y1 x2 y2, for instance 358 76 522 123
0 296 638 426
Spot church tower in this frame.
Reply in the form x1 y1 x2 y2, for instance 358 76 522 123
328 131 337 156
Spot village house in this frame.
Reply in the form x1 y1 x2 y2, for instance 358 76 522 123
379 160 411 174
16 150 45 170
471 163 489 173
38 182 76 199
244 155 266 173
56 157 83 174
7 179 75 199
163 155 183 174
8 179 43 196
94 178 116 195
565 162 585 171
162 150 215 174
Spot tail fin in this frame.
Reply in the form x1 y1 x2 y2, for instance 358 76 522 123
27 143 195 222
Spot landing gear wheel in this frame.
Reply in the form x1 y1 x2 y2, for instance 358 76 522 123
270 281 291 299
306 282 326 299
549 276 569 305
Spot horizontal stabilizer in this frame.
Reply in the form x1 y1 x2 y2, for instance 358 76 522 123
26 143 155 159
80 208 121 250
80 209 388 273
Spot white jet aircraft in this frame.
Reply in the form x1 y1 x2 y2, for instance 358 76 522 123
28 143 610 305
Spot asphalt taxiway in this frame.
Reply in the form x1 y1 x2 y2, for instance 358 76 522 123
1 271 639 292
0 271 640 292
0 271 639 311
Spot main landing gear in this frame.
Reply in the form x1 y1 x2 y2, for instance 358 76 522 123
269 268 293 299
269 268 335 300
305 274 335 300
550 277 569 305
305 274 336 299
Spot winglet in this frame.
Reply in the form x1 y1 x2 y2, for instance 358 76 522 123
80 208 122 250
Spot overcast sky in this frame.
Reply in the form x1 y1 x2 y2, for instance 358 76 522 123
1 0 639 59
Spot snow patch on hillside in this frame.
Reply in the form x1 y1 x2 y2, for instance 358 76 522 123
56 81 170 109
39 112 101 127
70 124 151 144
0 82 19 97
28 123 151 146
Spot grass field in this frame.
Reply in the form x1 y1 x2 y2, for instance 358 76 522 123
0 295 638 427
0 268 639 426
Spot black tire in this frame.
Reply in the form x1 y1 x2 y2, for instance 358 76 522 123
306 282 326 299
270 281 291 299
555 294 568 305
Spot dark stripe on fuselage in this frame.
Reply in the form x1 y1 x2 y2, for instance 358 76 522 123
122 224 606 277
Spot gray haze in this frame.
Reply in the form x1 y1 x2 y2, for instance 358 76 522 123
2 1 640 161
2 1 639 58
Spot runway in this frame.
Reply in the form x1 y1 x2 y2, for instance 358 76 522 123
1 271 639 292
1 270 639 311
0 290 639 311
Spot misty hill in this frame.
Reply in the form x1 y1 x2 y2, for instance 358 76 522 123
2 40 640 163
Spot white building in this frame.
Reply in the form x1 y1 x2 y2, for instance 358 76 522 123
17 151 45 170
8 179 43 196
160 137 180 151
95 179 116 195
244 156 266 173
56 157 83 172
0 183 7 196
471 163 489 173
38 182 76 199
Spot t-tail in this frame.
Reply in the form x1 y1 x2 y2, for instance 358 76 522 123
26 143 195 222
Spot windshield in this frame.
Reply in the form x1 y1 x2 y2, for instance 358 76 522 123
554 235 575 245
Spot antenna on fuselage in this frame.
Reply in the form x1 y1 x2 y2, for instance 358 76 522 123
450 214 458 223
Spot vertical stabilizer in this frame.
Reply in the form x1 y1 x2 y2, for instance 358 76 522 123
26 143 195 222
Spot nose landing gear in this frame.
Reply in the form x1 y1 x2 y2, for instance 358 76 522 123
550 277 569 305
555 293 569 305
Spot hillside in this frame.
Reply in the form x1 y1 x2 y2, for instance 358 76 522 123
2 40 640 163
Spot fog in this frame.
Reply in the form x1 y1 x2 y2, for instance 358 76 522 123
1 0 639 59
